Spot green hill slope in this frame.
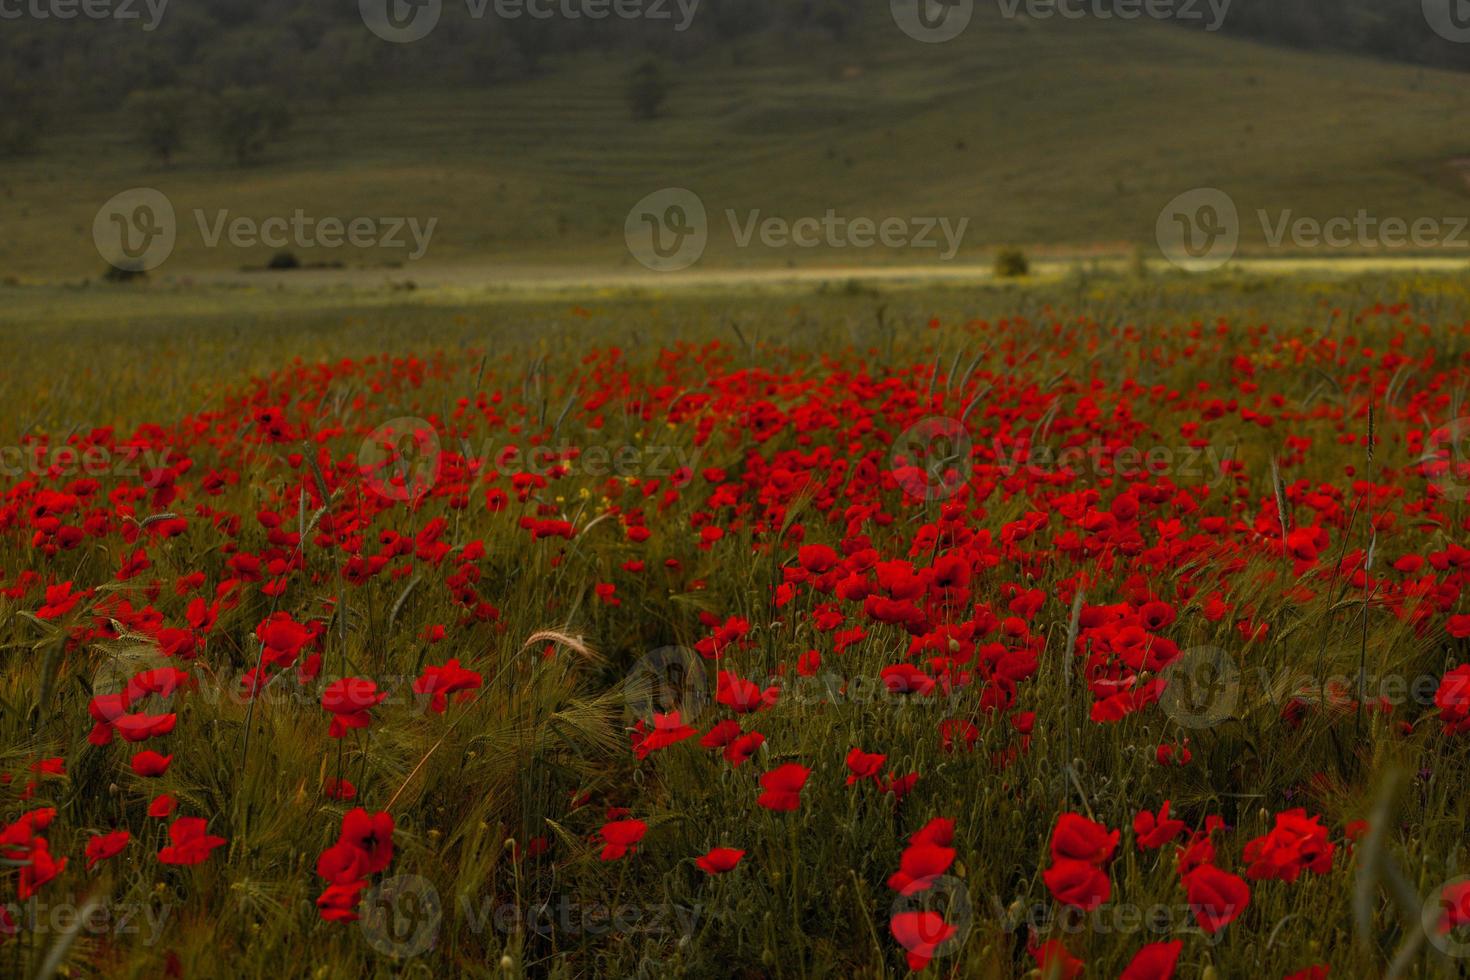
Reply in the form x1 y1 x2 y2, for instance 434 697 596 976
6 10 1470 280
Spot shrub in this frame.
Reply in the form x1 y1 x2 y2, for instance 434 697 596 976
213 86 290 166
993 247 1030 279
627 60 670 121
126 87 193 164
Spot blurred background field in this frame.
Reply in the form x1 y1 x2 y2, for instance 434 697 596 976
8 269 1470 431
7 6 1470 281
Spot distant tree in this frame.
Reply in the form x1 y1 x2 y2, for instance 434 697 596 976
213 87 290 165
126 87 192 164
813 0 857 40
709 0 772 38
504 17 555 76
199 28 293 91
303 29 380 106
626 60 669 121
0 69 45 156
285 9 330 51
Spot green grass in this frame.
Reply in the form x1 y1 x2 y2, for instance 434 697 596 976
4 273 1470 977
7 14 1470 281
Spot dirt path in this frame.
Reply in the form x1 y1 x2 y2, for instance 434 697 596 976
170 255 1470 297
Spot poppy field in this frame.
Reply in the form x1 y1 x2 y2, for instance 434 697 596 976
4 277 1470 978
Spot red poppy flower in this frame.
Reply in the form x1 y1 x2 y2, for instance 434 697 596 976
1242 809 1335 882
1436 665 1470 734
716 671 779 713
695 847 744 874
1050 813 1119 865
889 910 957 972
412 659 483 713
321 678 387 737
1120 940 1182 980
158 816 227 865
324 778 356 801
632 711 698 760
911 817 955 848
886 843 956 895
598 818 647 861
1134 801 1186 850
339 809 395 873
17 842 65 899
317 841 371 885
1183 863 1251 934
756 763 810 812
845 747 886 785
86 829 131 870
1282 968 1329 980
1043 858 1111 910
700 719 743 748
129 750 172 777
1030 939 1083 979
797 544 838 573
724 731 765 767
316 880 368 922
113 712 177 742
1440 880 1470 933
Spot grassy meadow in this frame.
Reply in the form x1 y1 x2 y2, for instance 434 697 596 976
8 1 1470 976
2 270 1470 977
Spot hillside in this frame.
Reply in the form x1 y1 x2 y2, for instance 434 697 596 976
6 11 1470 281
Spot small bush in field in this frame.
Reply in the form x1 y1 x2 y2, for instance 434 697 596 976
993 247 1030 278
